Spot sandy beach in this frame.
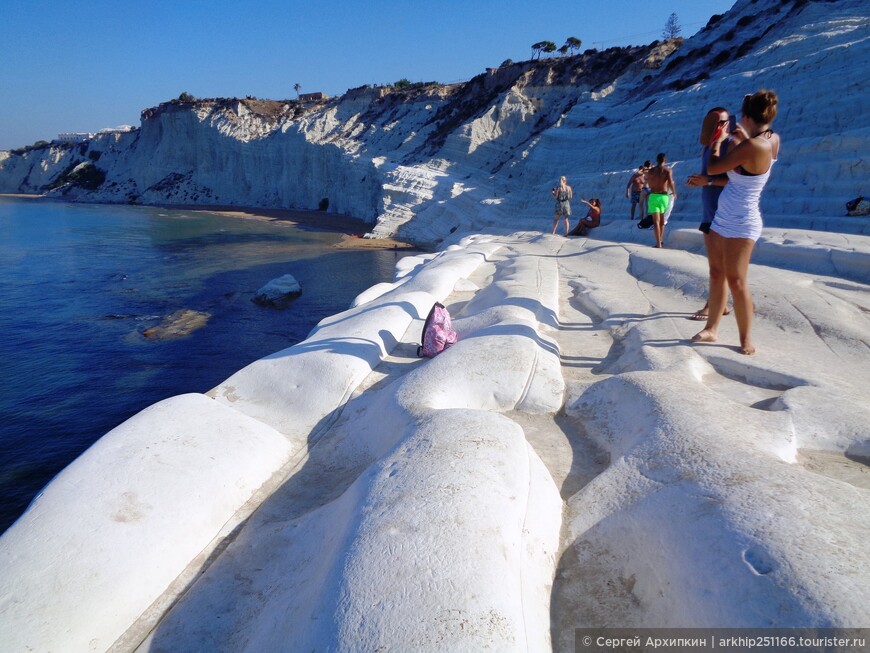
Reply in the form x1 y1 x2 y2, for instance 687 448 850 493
0 194 421 251
155 204 421 251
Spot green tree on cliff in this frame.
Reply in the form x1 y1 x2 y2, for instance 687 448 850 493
531 41 557 59
663 13 682 39
565 36 582 55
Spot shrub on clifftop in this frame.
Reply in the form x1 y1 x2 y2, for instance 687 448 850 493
49 161 106 191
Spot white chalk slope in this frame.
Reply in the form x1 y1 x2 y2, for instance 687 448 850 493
1 224 868 651
385 0 870 244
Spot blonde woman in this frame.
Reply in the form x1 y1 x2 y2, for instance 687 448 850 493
692 90 780 355
551 176 573 235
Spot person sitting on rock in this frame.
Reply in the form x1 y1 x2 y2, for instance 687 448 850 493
569 198 602 236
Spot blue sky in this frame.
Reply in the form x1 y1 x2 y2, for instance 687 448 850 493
0 0 735 150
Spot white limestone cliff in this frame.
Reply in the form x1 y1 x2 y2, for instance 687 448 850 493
2 0 867 246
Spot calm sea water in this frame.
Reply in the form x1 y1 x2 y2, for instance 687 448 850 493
0 198 412 534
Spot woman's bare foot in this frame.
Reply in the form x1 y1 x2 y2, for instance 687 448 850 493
691 306 732 320
740 340 757 355
692 329 718 343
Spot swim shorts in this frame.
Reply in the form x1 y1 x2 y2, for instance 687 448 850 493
630 190 641 204
648 193 670 214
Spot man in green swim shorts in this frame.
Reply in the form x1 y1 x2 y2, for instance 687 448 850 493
647 152 677 248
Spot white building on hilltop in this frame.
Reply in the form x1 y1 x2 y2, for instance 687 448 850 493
57 132 93 143
57 126 134 143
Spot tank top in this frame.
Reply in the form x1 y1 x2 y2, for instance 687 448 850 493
711 157 776 241
700 142 727 224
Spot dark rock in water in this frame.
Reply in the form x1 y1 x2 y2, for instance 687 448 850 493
253 274 302 309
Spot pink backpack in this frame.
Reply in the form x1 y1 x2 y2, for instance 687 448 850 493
417 302 458 357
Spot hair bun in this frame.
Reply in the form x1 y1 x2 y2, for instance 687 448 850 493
746 89 778 124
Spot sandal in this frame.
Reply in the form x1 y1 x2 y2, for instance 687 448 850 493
690 306 732 320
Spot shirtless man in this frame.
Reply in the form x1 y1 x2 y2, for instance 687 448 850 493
646 153 677 248
625 161 650 220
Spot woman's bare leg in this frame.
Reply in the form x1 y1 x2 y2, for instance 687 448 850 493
693 231 729 342
722 237 757 354
552 214 559 234
693 231 732 319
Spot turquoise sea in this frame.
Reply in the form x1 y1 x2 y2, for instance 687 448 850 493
0 197 411 534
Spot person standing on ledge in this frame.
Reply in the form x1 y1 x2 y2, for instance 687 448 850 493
625 162 649 220
686 106 736 321
646 153 676 248
551 176 573 235
692 89 780 355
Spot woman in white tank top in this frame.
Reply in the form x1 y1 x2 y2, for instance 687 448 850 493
712 156 776 241
692 90 781 355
